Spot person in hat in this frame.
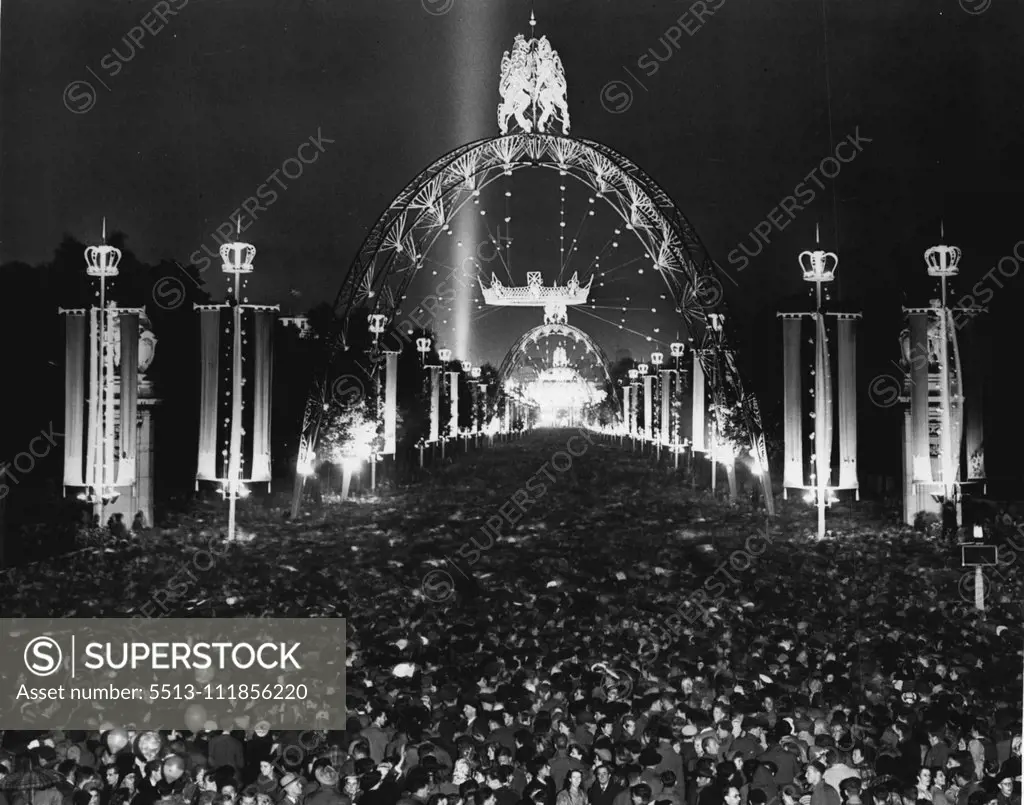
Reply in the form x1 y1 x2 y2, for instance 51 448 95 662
305 768 345 805
688 759 718 805
276 774 303 805
994 773 1019 805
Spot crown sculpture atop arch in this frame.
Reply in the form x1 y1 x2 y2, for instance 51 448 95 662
498 12 570 136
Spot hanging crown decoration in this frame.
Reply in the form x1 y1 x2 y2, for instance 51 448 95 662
480 271 592 306
497 12 570 135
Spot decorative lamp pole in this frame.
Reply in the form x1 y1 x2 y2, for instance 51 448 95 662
210 238 278 540
670 341 686 470
368 314 387 491
638 362 652 446
925 234 962 525
470 365 482 446
419 338 441 450
627 368 639 445
416 337 431 365
652 351 666 460
438 348 453 460
458 360 471 450
798 229 838 539
75 220 128 529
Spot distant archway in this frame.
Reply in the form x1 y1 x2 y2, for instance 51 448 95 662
297 133 772 512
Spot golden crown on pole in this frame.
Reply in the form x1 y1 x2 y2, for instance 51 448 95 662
85 244 121 277
670 342 685 358
651 352 664 367
924 244 961 277
798 249 838 282
438 348 452 362
220 242 256 274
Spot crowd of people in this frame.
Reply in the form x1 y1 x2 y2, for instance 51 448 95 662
2 450 1022 805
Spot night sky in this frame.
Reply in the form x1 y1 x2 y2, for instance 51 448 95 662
2 0 1022 406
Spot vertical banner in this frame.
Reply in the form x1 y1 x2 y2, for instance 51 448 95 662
660 373 671 445
117 313 139 487
643 376 653 441
449 374 459 437
197 309 221 481
692 355 706 452
63 313 87 488
947 309 964 486
250 310 274 483
837 316 858 489
622 386 631 434
909 311 931 482
963 322 985 478
103 312 116 489
782 316 803 488
429 367 440 443
384 352 399 455
85 309 100 488
815 314 833 488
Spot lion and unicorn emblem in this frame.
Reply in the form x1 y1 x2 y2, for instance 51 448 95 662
498 32 570 136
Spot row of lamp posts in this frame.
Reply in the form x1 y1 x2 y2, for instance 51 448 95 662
331 317 514 501
623 341 689 470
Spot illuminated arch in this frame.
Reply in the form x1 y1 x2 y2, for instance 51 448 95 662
299 133 772 510
497 322 618 419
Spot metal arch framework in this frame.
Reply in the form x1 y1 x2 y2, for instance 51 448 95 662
496 323 618 417
300 133 773 510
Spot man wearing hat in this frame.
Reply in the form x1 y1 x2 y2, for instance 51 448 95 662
638 748 665 797
305 767 345 805
277 774 304 805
